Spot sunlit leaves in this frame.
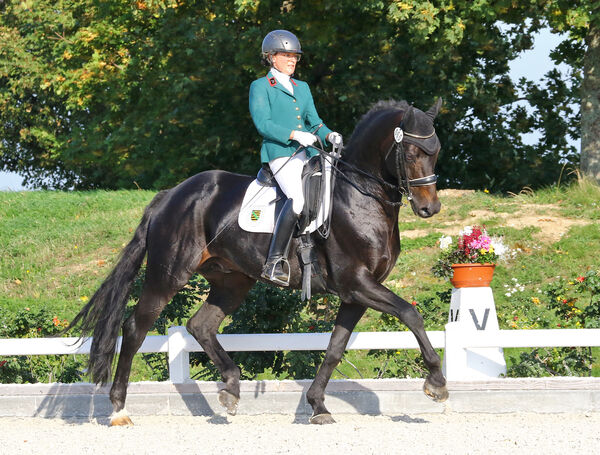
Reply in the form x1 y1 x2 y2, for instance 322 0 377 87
0 0 594 190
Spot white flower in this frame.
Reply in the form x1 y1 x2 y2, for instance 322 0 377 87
439 235 453 250
490 236 508 258
460 226 473 236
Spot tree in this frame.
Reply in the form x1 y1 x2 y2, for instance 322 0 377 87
0 0 593 191
506 1 600 183
574 2 600 183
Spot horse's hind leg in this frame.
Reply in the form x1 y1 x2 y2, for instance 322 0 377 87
186 271 255 415
306 302 366 424
109 279 183 426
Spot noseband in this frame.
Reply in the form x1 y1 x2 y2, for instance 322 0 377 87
387 126 437 201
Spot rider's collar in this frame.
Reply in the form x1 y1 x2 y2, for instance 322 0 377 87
270 67 290 84
269 68 295 93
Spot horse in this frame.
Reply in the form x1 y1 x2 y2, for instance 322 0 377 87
69 97 448 426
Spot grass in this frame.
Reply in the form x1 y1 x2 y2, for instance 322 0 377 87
1 190 155 317
1 179 599 381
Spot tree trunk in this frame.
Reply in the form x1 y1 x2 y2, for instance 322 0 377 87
581 20 600 183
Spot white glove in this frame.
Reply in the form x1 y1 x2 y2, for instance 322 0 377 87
327 132 343 147
292 130 317 147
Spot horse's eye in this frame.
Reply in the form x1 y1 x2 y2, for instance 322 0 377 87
405 152 417 162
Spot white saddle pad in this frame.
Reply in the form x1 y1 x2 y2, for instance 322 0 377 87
238 156 336 234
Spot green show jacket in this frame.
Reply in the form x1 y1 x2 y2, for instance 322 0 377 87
249 71 333 163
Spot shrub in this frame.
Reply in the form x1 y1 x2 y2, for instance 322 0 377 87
367 289 450 379
0 308 84 384
127 269 339 381
505 270 600 377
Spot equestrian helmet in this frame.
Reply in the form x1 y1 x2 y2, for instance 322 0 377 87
261 30 302 64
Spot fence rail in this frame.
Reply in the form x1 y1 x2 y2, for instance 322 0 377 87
1 326 599 382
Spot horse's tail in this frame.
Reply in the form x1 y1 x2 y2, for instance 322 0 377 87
68 190 169 384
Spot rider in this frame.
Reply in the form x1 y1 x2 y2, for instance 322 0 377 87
249 29 342 286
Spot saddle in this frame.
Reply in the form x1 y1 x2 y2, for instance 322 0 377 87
256 156 325 232
256 156 327 300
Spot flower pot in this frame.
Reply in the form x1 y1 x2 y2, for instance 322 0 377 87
450 263 496 288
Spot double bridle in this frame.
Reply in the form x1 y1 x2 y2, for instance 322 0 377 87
319 125 438 208
387 126 438 202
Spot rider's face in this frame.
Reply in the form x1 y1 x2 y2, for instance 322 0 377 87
271 52 299 76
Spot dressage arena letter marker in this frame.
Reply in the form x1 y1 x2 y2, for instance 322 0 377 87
449 308 460 322
469 308 490 330
443 286 507 380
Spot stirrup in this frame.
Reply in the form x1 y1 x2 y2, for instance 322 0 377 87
261 257 291 286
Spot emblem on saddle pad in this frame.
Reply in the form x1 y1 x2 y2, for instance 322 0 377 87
251 210 261 221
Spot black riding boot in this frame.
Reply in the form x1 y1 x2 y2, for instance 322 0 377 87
261 198 299 286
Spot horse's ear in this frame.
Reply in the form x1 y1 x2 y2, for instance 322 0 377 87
403 106 416 131
425 97 443 120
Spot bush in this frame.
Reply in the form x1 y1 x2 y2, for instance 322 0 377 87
367 289 450 379
127 270 339 381
505 270 600 377
0 308 84 384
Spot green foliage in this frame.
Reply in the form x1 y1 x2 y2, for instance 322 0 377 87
2 186 600 381
506 347 593 377
193 283 339 380
126 272 340 381
0 307 84 383
367 289 449 378
506 270 600 377
0 0 589 192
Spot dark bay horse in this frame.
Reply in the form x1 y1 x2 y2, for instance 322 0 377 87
70 98 448 425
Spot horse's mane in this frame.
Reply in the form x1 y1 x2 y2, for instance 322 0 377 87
348 99 409 146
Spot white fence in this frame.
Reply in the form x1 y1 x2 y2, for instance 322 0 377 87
1 326 600 382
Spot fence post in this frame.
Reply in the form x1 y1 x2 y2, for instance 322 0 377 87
168 326 190 383
443 322 467 381
444 286 507 379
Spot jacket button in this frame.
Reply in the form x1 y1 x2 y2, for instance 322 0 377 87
296 115 301 119
295 107 299 111
297 125 302 128
293 99 297 102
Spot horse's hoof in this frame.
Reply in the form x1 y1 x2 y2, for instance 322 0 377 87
218 389 239 415
110 410 134 426
309 413 336 425
423 378 449 402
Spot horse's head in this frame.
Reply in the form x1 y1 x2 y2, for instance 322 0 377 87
393 98 442 218
344 98 443 218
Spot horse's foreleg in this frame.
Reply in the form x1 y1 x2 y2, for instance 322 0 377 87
344 275 448 402
109 283 176 426
306 302 366 425
186 272 255 415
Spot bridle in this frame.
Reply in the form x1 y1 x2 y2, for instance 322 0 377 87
386 126 438 202
314 125 437 209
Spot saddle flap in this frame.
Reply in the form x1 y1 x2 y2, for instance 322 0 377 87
301 156 324 227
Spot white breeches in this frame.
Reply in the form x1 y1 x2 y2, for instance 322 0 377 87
268 151 308 215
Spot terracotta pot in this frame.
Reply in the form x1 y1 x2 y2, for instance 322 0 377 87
450 263 496 288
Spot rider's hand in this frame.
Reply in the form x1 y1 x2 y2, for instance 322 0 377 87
327 132 343 147
292 130 317 147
